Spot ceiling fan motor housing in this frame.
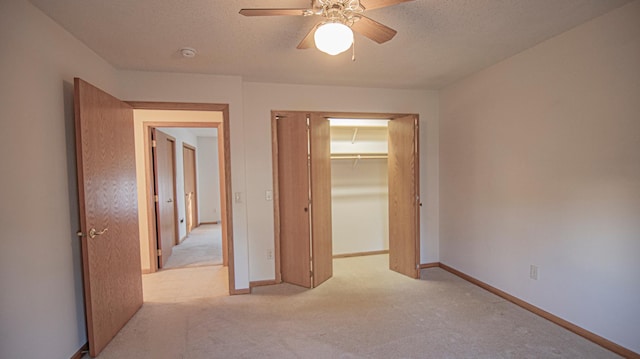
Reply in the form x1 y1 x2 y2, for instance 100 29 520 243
318 0 363 26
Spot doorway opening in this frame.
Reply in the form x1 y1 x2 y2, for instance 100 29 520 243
129 103 238 296
329 118 390 261
271 111 420 289
150 127 223 270
74 80 240 357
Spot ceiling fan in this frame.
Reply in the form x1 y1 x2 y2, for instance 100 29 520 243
240 0 414 56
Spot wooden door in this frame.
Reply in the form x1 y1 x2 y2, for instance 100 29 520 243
74 78 143 357
277 113 312 288
309 114 333 287
183 145 198 234
388 115 420 279
152 129 178 268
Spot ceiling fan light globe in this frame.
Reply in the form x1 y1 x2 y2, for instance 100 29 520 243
314 23 353 56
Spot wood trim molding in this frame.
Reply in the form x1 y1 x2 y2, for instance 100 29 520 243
316 111 414 120
182 142 199 230
333 250 389 258
419 262 439 269
250 279 278 288
69 342 88 359
143 126 159 273
167 136 180 247
271 110 422 285
137 121 219 128
218 108 237 295
127 102 229 112
199 221 219 225
271 113 282 284
231 288 251 295
128 101 238 295
437 263 639 359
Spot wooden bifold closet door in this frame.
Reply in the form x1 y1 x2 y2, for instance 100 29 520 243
274 111 420 288
275 112 333 288
388 115 420 278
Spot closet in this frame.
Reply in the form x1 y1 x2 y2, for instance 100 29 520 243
330 119 390 258
272 111 420 289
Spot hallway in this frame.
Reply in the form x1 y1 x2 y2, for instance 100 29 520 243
163 224 222 269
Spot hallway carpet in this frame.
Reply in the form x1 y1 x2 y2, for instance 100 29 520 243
163 224 222 269
90 255 618 358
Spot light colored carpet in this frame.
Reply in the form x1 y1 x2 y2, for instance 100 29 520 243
163 224 222 269
90 255 618 358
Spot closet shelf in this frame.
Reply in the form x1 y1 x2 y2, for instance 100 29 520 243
330 153 388 160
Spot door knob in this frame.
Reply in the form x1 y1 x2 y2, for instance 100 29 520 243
76 227 108 239
167 198 173 203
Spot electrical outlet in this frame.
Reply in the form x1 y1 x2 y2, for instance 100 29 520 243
530 265 538 280
267 249 273 260
265 190 273 201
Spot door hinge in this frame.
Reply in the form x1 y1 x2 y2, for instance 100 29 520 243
157 249 162 256
151 140 157 148
154 195 159 202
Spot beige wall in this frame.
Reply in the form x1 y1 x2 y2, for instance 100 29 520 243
332 159 389 255
196 136 222 224
0 1 119 358
3 0 637 357
440 0 640 352
117 71 252 289
242 82 440 281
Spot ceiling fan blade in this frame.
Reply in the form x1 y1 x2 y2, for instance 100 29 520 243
351 15 397 44
359 0 414 11
239 8 310 16
297 24 320 49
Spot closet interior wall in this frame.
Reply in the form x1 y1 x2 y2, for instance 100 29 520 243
330 124 389 256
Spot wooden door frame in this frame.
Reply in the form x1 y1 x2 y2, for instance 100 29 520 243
168 137 179 246
271 110 419 283
128 101 238 294
182 142 199 234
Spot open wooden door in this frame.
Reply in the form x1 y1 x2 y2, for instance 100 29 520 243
74 78 143 357
276 113 312 287
152 129 178 268
388 115 420 279
309 114 333 287
183 144 198 234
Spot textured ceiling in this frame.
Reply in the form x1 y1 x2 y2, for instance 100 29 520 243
29 0 631 90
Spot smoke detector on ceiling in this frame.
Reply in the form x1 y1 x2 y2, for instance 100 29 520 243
180 47 197 58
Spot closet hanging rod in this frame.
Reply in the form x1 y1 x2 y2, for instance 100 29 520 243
330 154 388 160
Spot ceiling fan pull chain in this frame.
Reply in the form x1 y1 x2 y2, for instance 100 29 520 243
352 39 356 61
